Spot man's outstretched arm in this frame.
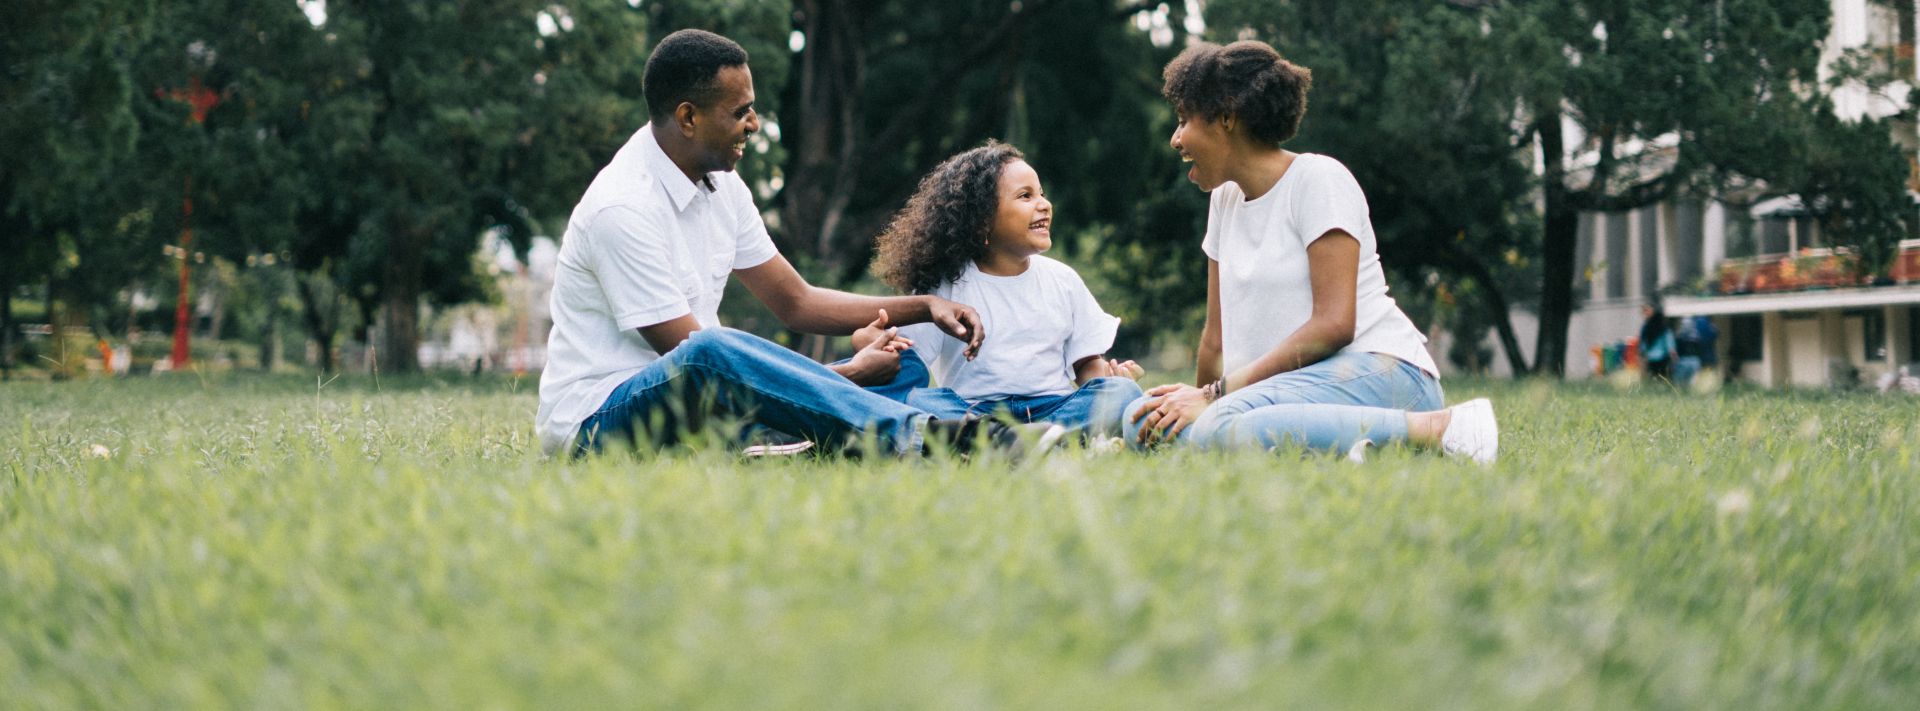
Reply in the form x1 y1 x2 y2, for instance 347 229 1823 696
735 254 985 359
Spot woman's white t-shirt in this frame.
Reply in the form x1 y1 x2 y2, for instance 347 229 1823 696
1202 153 1438 378
898 257 1120 401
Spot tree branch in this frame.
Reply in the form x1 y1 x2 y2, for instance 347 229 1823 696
859 0 1068 166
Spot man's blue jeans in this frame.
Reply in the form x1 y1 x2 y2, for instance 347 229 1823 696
1123 351 1443 452
574 328 930 456
905 377 1145 436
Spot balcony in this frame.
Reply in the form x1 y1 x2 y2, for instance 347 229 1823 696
1714 240 1920 295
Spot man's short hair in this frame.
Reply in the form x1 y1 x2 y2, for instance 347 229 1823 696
643 29 750 120
1162 40 1312 146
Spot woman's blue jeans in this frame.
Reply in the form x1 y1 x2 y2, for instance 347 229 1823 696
574 328 931 456
1123 351 1443 452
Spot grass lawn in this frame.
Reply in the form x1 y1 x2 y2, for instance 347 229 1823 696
2 374 1916 709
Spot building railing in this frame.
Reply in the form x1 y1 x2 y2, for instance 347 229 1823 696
1713 239 1920 294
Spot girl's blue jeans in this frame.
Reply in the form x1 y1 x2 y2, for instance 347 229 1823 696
1122 351 1443 452
904 377 1145 436
574 328 931 456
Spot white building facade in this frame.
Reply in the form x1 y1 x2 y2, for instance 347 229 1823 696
1488 0 1919 388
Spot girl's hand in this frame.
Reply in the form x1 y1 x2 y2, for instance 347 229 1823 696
851 310 892 351
1131 383 1210 444
1076 357 1143 383
838 331 904 386
1108 359 1145 380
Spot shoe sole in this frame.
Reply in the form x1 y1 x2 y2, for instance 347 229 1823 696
741 440 816 457
1030 424 1070 458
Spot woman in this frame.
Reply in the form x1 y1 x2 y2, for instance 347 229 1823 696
1639 300 1675 382
1126 40 1498 463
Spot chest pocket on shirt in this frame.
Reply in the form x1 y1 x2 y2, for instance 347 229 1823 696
705 252 733 294
676 251 733 300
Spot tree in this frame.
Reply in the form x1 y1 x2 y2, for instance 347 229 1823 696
777 0 1191 279
1509 0 1910 376
1209 0 1913 377
2 1 156 378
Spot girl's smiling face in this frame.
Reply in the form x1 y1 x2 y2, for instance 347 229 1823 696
986 159 1053 258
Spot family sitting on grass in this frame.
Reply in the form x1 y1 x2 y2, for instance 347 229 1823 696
534 29 1499 464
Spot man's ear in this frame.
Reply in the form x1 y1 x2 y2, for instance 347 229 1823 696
674 102 699 137
1220 113 1236 135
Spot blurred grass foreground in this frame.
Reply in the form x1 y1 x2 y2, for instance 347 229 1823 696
3 375 1918 709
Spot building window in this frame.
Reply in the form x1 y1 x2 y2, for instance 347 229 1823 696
1639 205 1660 296
1673 202 1704 283
1729 314 1764 364
1848 309 1886 362
1760 218 1791 255
1607 211 1630 299
1911 307 1920 365
1574 212 1595 293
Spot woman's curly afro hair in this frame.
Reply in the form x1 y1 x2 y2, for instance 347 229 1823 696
872 140 1025 295
1162 40 1312 147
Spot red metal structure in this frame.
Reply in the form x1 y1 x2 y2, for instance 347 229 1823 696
160 76 220 367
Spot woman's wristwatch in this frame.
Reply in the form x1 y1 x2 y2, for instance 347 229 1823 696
1201 378 1225 401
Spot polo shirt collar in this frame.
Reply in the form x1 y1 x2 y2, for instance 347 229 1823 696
638 123 710 213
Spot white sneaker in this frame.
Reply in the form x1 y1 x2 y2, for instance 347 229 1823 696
741 440 815 458
1439 398 1498 465
1031 423 1071 459
1345 439 1374 463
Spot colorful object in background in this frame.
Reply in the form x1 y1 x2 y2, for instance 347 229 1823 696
1592 339 1643 376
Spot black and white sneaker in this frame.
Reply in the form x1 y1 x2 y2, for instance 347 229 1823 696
740 439 816 458
924 417 1068 462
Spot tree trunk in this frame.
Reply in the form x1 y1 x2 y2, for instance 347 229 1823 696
785 0 865 269
1533 111 1578 377
377 216 426 374
259 316 279 371
1446 249 1530 375
296 274 337 373
1 278 13 381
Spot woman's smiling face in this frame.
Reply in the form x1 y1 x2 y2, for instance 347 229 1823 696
1170 111 1233 191
986 159 1054 258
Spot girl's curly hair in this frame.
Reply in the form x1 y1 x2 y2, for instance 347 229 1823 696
873 141 1025 294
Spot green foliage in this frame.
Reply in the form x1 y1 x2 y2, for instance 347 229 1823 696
1206 0 1910 376
2 1 159 322
4 377 1920 707
1200 0 1542 369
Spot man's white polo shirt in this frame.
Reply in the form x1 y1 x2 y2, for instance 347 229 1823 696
535 124 778 454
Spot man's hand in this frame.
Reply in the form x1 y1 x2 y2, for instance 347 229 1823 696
926 296 985 360
833 311 913 386
1130 383 1211 445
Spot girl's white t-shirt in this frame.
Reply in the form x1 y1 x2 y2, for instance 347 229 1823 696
1202 153 1438 378
898 256 1120 401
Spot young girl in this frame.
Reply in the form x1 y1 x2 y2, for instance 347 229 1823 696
866 141 1145 436
1127 39 1499 463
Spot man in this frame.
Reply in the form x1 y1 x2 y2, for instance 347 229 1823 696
536 29 1056 458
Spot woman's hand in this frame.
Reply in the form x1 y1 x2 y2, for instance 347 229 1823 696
1131 383 1211 445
